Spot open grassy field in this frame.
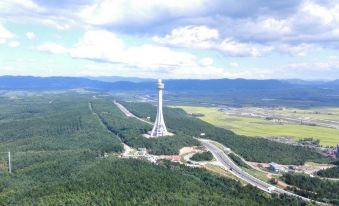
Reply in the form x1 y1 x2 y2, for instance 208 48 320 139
178 106 339 147
277 107 339 121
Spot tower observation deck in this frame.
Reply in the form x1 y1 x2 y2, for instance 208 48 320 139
150 79 169 137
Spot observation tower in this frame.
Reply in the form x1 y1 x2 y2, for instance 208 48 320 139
150 79 169 137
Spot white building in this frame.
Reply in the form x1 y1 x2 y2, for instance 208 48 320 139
269 162 285 173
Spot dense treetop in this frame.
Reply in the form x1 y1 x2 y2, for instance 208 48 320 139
190 151 213 161
281 173 339 205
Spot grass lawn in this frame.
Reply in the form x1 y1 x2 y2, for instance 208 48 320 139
204 163 247 185
177 106 339 147
242 167 272 182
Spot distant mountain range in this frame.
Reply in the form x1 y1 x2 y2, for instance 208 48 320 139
86 76 154 83
0 75 338 91
1 75 338 107
0 76 114 90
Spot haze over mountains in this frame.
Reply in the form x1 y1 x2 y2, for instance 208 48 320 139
87 76 154 83
1 76 338 108
0 75 338 91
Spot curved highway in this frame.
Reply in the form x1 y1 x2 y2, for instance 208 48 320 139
198 139 323 204
199 139 277 192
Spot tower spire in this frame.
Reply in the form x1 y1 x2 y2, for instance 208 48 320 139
150 79 169 137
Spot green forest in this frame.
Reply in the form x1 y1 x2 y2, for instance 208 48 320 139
0 93 315 205
228 153 250 169
121 102 328 165
190 151 213 161
317 167 339 178
0 95 123 153
316 160 339 178
281 173 339 205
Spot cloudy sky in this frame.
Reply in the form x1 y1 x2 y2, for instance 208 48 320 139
0 0 339 79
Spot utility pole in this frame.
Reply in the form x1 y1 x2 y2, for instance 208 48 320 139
8 151 11 174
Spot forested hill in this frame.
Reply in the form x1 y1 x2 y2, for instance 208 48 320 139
1 75 338 91
0 76 114 90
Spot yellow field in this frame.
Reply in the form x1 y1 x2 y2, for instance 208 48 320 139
177 106 339 147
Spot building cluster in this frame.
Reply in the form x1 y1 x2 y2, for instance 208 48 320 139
120 148 157 164
323 144 339 159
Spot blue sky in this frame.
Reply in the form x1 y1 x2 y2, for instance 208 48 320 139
0 0 339 79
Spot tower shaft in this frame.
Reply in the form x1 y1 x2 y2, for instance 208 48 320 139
150 79 168 137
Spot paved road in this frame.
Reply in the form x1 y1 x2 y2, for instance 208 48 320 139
198 139 323 204
199 139 277 192
114 100 153 125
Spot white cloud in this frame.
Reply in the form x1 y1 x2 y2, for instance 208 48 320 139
265 58 339 80
154 25 272 57
234 17 292 41
79 61 228 79
0 24 13 43
164 64 227 79
70 30 197 69
253 2 338 42
178 2 339 51
69 30 231 78
70 30 125 60
286 1 339 40
257 18 292 35
283 60 339 72
25 32 36 40
230 62 239 67
329 55 338 60
299 1 337 25
200 57 214 66
0 0 44 13
125 44 197 69
77 0 208 26
37 42 67 54
41 18 74 30
153 26 219 49
8 41 20 48
0 1 75 31
276 43 319 56
218 39 272 57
